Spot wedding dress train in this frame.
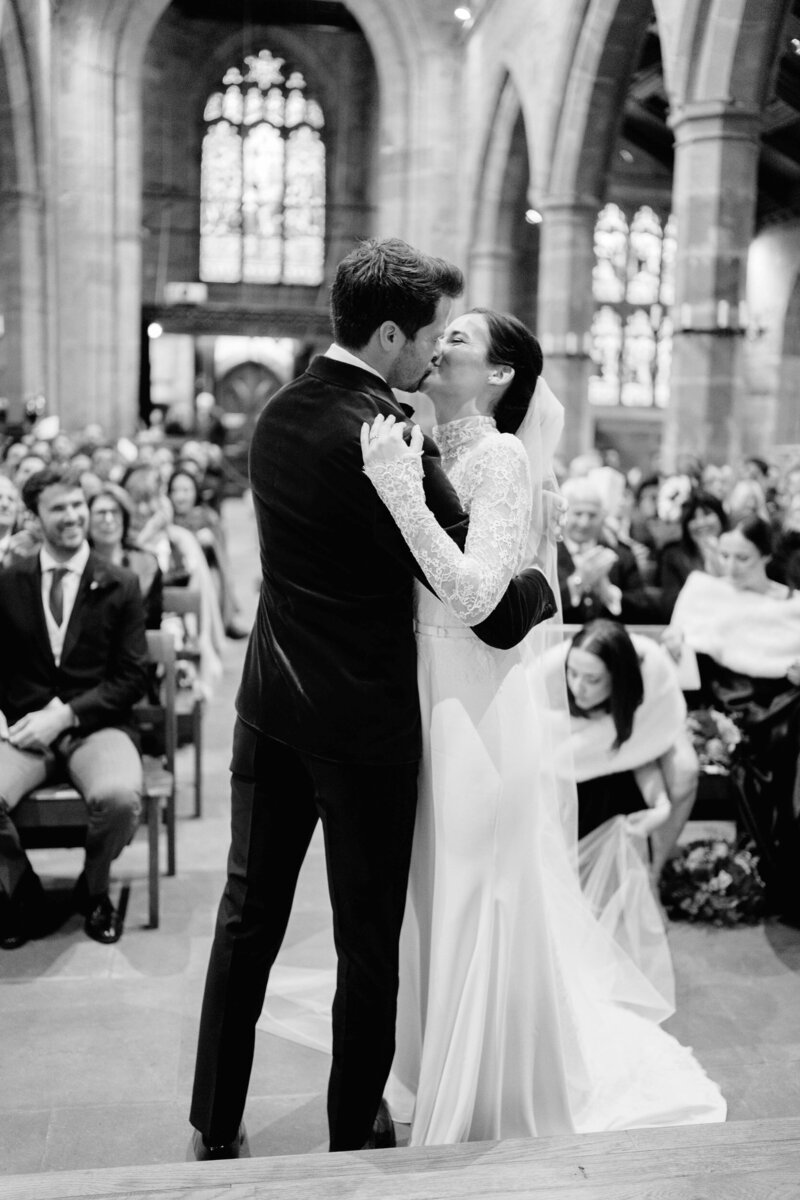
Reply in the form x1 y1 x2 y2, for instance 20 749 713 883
260 408 726 1144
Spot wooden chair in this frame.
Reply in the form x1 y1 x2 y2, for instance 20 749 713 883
13 630 178 929
162 585 205 819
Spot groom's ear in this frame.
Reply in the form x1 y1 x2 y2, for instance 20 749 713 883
378 321 404 350
488 365 514 387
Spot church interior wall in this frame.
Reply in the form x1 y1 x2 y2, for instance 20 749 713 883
0 0 796 469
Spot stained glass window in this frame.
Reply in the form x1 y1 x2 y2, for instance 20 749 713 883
589 204 676 406
200 49 326 286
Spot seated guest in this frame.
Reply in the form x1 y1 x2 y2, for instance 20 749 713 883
627 475 661 574
701 463 730 503
2 440 29 477
0 465 149 949
122 463 224 696
656 490 728 619
726 477 769 524
167 468 247 638
14 453 49 491
769 491 800 590
558 476 663 624
0 470 43 564
0 473 21 565
87 484 163 629
665 516 800 926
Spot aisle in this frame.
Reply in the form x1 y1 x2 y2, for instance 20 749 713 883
0 498 798 1175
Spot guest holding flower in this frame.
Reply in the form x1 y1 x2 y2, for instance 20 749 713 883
664 516 800 926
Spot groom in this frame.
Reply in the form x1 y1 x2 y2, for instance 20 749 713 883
189 238 556 1157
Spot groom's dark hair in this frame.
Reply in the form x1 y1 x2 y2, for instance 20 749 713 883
330 238 463 350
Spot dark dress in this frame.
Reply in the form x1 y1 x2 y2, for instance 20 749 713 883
694 652 800 924
577 771 646 841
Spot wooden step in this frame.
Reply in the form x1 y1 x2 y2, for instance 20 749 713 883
1 1117 798 1200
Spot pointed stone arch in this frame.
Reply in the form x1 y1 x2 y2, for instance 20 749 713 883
548 0 654 204
468 73 528 311
671 0 791 113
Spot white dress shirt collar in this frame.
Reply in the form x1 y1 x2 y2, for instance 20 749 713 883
40 540 90 579
324 343 387 383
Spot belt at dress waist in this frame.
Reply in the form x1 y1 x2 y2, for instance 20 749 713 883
414 620 475 639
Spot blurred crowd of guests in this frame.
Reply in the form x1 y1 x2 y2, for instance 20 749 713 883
554 448 800 624
0 422 250 695
553 446 800 928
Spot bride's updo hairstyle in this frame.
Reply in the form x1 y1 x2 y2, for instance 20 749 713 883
470 308 543 434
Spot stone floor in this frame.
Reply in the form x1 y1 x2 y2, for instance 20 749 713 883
1 498 799 1176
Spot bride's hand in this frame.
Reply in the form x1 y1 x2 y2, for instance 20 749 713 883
360 415 424 469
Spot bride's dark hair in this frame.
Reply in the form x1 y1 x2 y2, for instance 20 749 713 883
567 619 644 748
469 308 543 434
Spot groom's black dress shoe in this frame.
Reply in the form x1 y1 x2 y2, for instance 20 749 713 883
191 1124 250 1160
362 1099 396 1149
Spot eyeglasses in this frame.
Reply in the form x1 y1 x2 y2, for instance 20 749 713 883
91 508 122 521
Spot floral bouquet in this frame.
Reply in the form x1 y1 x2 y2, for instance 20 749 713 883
686 707 743 774
659 839 766 926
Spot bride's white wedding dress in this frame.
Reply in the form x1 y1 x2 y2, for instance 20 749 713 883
365 413 725 1144
257 409 726 1144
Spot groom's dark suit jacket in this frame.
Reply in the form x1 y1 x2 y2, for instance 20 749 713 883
237 356 555 765
0 551 149 736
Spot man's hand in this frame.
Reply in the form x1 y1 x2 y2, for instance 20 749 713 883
0 709 9 740
7 700 75 751
573 544 617 589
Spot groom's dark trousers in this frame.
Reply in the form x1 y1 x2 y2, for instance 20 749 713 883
189 356 555 1151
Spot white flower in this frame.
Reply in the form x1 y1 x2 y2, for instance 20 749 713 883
657 475 693 523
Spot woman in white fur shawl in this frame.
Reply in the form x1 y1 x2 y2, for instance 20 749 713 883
665 515 800 926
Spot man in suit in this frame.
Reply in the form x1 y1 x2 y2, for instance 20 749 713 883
0 464 149 949
558 475 662 625
189 238 556 1159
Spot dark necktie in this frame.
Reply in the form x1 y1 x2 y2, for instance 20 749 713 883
49 567 68 626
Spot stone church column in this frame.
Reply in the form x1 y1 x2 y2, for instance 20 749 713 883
535 197 597 464
47 4 146 437
466 242 515 314
663 103 760 468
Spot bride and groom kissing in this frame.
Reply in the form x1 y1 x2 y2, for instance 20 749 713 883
189 237 725 1159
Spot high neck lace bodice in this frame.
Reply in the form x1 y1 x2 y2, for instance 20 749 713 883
433 415 497 466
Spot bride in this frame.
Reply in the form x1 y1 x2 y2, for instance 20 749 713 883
360 307 726 1144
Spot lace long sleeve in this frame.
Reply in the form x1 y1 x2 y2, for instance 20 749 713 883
364 435 532 625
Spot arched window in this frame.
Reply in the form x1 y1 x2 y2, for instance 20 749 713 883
589 203 675 407
200 49 326 286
